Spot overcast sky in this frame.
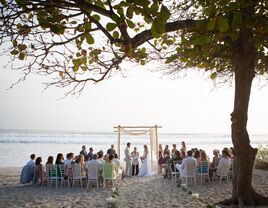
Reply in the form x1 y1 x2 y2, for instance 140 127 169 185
1 54 268 134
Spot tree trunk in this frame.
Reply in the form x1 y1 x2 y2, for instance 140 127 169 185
219 28 268 207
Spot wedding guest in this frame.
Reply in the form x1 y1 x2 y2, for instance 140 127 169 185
75 154 86 175
163 145 171 162
64 152 74 166
169 150 182 171
177 150 197 178
26 154 36 167
210 149 220 168
124 142 132 177
158 144 165 174
85 154 102 179
88 147 94 160
194 150 201 164
197 150 209 173
180 150 186 159
55 153 64 165
171 144 178 158
97 150 104 163
103 154 109 162
180 141 186 152
131 147 139 176
46 156 54 165
113 154 122 175
80 145 87 157
230 147 236 159
107 144 116 155
102 154 117 182
34 157 45 185
210 149 231 179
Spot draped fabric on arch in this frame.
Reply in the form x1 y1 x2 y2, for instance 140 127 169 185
114 125 161 170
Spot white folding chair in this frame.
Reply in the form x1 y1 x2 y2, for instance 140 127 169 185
171 160 181 182
196 161 210 184
72 163 87 188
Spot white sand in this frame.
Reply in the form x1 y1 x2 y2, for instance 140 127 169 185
0 167 268 208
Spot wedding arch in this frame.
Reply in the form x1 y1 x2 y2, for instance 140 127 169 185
114 125 162 170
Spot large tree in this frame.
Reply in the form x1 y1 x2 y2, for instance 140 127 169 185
1 0 268 206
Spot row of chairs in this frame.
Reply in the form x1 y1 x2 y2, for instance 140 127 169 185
33 163 117 189
171 159 233 186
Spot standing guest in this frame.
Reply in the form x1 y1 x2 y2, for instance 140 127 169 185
171 144 178 158
80 145 87 157
163 145 171 163
158 144 165 174
124 142 132 177
26 154 36 167
131 147 139 176
107 144 116 155
88 147 94 160
180 141 186 152
55 153 64 165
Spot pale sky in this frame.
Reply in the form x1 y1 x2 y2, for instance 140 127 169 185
1 55 268 134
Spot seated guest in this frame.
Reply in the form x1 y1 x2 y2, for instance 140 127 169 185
210 149 231 179
103 154 109 162
85 154 102 178
177 150 197 178
32 157 45 185
113 154 123 175
64 152 74 166
210 149 220 169
163 150 182 178
80 145 87 157
194 150 201 164
180 150 186 159
55 153 64 165
107 144 116 155
197 150 209 173
46 156 54 165
102 154 117 180
26 154 36 167
97 150 104 163
20 154 36 184
88 147 94 160
75 154 86 175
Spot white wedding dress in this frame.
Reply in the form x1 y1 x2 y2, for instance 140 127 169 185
138 151 153 177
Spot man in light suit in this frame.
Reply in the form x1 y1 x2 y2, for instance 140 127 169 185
124 142 132 177
177 150 197 178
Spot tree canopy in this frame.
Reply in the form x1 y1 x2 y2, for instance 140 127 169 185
1 0 266 94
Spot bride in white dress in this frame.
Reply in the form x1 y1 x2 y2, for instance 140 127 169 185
138 145 153 177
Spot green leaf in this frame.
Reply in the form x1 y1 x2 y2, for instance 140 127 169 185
126 5 134 19
85 33 94 44
10 49 19 55
70 20 77 25
207 17 217 31
0 0 7 5
92 14 101 21
218 16 229 33
231 12 243 28
150 3 159 15
95 1 105 9
112 31 119 39
151 19 165 38
160 5 170 21
106 22 117 31
210 72 217 80
18 52 26 60
126 19 135 29
17 44 27 51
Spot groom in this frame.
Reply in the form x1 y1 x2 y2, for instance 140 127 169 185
124 142 132 177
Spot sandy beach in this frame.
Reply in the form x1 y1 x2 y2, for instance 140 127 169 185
0 167 268 208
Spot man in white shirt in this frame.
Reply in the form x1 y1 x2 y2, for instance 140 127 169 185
124 142 132 177
131 147 139 176
177 150 197 177
85 154 102 179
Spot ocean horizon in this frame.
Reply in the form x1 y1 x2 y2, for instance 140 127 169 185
1 129 267 168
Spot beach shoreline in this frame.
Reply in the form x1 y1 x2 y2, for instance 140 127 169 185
1 167 268 208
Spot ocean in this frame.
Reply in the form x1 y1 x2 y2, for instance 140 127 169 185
0 129 267 168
